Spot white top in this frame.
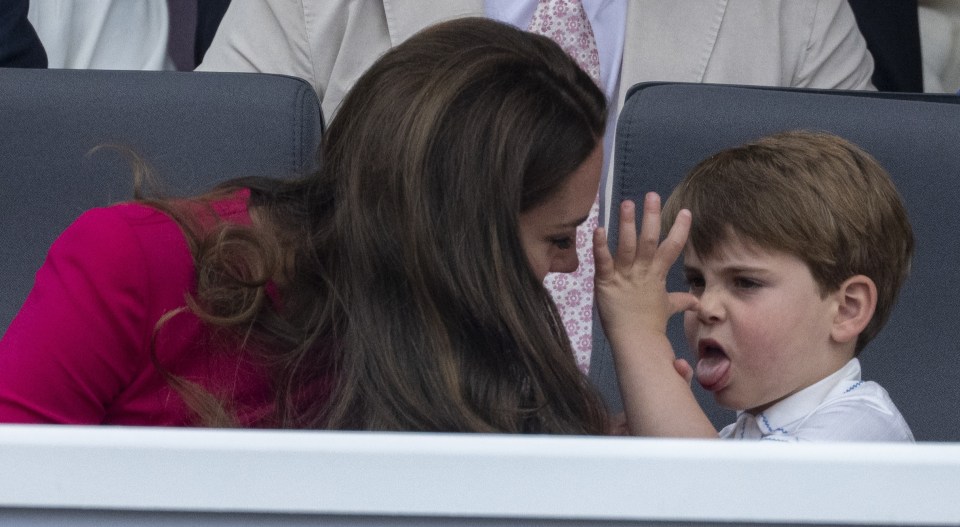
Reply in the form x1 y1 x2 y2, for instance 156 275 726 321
27 0 173 70
720 358 915 442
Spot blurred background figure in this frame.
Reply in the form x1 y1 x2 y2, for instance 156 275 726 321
848 0 924 92
192 0 229 68
918 0 960 93
166 0 231 71
0 0 47 67
27 0 173 69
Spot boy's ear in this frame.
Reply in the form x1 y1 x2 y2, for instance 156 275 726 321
831 275 877 345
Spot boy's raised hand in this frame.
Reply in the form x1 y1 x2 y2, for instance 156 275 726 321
593 192 697 341
593 193 718 438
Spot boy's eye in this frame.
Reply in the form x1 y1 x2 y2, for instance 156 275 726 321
733 277 762 290
551 236 573 250
685 273 705 291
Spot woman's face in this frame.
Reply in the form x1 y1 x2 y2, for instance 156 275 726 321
519 144 603 282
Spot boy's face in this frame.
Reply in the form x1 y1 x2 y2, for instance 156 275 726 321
682 234 848 415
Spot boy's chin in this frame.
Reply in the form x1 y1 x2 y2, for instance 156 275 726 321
712 391 767 415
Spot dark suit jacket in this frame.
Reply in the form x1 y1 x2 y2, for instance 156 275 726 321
194 0 232 67
0 0 46 68
849 0 923 92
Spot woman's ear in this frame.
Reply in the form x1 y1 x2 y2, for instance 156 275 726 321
831 275 877 345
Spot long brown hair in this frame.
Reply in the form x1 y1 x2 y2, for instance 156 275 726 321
163 18 609 433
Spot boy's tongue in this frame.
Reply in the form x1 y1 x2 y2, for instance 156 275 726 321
696 350 730 390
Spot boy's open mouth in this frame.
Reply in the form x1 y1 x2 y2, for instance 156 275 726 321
696 339 731 391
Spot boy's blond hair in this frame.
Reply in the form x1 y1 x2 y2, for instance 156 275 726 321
663 130 914 353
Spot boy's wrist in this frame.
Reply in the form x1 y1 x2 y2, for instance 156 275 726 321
607 328 676 362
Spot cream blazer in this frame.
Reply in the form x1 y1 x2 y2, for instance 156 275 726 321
199 0 874 120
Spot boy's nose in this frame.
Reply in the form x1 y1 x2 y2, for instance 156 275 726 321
696 288 724 324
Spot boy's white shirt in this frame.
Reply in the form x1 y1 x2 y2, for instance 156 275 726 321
720 358 914 442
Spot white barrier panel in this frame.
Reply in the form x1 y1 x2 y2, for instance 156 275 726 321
0 425 958 525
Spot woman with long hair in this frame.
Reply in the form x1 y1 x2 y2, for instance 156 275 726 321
0 18 609 433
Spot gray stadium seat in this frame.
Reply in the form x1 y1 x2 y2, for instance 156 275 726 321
591 82 960 442
0 68 323 335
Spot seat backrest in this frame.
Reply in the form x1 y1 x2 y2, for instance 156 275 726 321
0 68 323 335
590 82 960 441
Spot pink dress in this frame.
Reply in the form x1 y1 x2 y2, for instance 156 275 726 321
0 190 277 426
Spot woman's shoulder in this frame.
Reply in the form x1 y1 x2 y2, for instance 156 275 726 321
45 202 195 319
65 189 253 260
64 202 189 264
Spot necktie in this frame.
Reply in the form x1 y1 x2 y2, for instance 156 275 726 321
528 0 602 373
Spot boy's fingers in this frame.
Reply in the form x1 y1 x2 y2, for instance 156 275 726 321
614 200 637 269
658 209 692 268
637 192 662 260
673 358 694 385
593 227 613 279
668 291 699 315
607 412 629 436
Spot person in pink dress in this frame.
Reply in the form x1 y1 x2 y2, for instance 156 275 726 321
0 18 610 432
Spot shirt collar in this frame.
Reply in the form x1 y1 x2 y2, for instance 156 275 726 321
745 358 863 435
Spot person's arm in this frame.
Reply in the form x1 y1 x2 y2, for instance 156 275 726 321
0 208 153 423
796 0 876 90
197 1 402 120
593 193 717 438
195 1 318 89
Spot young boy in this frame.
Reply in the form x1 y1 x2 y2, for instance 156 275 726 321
594 131 915 442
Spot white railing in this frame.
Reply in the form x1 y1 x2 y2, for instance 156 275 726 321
1 425 958 525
